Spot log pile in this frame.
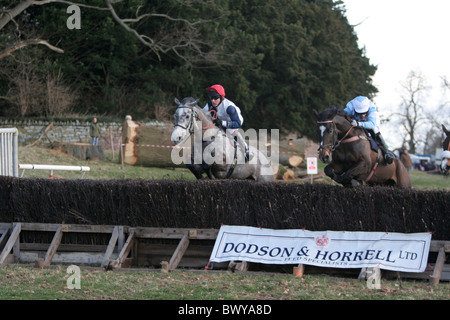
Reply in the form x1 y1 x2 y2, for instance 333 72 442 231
273 139 307 180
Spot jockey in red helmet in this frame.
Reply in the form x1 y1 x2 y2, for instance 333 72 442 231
203 84 251 162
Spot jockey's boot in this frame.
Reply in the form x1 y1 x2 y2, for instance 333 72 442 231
245 145 250 162
376 133 395 164
235 132 253 162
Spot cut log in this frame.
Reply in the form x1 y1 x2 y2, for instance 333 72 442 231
120 120 177 167
279 153 303 168
275 165 295 180
120 119 140 165
288 155 303 167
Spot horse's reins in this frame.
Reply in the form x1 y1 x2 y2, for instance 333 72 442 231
202 109 218 130
317 120 355 152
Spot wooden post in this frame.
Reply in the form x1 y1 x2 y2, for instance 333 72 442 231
0 223 21 265
293 264 304 277
430 246 446 286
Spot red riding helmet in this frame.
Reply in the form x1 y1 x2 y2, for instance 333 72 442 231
206 84 225 98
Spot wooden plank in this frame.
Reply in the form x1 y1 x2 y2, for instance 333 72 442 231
43 226 64 266
168 233 190 271
101 226 119 268
429 240 450 252
20 251 114 265
111 231 135 269
19 222 119 233
430 247 446 286
21 243 108 252
0 223 21 265
132 227 218 240
118 226 125 252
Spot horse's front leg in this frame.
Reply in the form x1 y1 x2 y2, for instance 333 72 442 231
324 164 349 185
325 163 362 187
340 158 371 186
186 163 205 179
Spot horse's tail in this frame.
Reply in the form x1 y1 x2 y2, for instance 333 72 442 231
394 158 412 188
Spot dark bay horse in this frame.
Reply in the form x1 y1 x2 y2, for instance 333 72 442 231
441 124 450 175
313 106 411 188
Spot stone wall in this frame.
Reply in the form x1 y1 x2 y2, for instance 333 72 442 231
0 119 168 148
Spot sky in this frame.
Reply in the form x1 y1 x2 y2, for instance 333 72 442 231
342 0 450 150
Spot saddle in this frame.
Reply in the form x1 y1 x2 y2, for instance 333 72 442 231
362 128 379 153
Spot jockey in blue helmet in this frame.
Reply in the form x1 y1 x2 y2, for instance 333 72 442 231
344 96 395 164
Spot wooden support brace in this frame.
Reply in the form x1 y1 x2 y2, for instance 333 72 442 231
228 261 249 272
101 226 119 268
43 225 64 266
168 232 189 271
358 268 368 281
0 227 11 251
110 231 135 269
430 246 446 286
0 223 21 265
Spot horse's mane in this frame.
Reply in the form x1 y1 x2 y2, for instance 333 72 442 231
318 106 348 121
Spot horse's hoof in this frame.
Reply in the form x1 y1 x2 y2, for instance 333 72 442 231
351 179 361 187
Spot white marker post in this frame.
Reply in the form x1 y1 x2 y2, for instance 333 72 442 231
306 157 318 183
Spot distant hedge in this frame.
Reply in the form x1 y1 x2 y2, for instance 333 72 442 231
0 177 448 240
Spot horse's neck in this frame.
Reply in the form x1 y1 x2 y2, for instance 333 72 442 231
335 116 354 137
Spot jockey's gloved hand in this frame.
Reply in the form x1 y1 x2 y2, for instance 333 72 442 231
213 118 222 126
351 120 358 127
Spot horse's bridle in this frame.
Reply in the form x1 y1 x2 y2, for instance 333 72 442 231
317 119 355 153
174 105 195 131
174 105 220 143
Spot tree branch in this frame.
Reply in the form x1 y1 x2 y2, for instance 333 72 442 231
0 39 64 59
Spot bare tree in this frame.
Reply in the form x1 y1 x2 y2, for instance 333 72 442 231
393 70 429 154
45 68 77 116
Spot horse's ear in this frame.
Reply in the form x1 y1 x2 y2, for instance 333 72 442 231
174 98 181 105
313 109 320 120
185 98 199 107
443 124 450 136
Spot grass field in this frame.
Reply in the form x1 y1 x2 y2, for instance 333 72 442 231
5 146 449 301
0 265 448 300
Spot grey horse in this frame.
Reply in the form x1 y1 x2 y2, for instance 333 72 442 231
171 97 274 182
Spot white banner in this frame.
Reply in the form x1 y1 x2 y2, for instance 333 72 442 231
209 226 432 273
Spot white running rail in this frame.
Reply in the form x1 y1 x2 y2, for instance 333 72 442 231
19 164 90 179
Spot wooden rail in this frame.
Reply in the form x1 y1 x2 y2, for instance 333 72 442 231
0 222 219 271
